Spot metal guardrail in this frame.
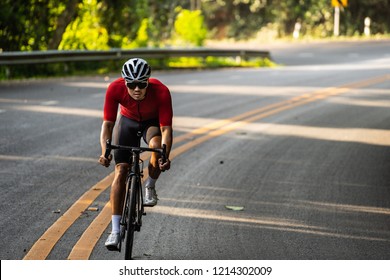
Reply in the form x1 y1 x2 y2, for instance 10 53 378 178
0 48 270 65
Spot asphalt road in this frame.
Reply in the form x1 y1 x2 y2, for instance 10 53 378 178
1 39 390 260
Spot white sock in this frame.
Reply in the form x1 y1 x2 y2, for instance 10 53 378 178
145 177 157 188
111 215 121 234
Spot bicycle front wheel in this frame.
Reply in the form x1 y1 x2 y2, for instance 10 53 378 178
124 175 139 260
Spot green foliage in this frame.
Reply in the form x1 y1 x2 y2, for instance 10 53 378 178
202 0 267 40
59 0 109 50
266 0 335 38
2 0 390 53
167 56 276 69
0 0 72 51
201 0 390 39
2 0 390 80
98 0 149 48
121 18 149 49
174 8 208 46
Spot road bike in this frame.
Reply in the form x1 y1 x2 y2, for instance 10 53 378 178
104 139 166 260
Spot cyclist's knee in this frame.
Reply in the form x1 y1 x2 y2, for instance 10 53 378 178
115 163 129 177
148 136 161 149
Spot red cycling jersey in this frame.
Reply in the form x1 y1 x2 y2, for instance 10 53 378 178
103 77 173 127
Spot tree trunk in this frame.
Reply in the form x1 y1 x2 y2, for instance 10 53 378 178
48 0 81 50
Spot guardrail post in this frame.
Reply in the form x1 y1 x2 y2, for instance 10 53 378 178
5 66 10 79
334 6 340 36
64 62 69 73
364 17 371 36
293 22 301 39
235 55 241 64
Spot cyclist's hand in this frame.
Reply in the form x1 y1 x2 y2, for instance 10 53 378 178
99 154 112 167
158 158 170 171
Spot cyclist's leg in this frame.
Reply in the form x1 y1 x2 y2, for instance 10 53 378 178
142 120 162 206
106 116 141 249
112 116 140 212
105 163 128 250
110 163 128 216
143 119 161 180
143 119 162 179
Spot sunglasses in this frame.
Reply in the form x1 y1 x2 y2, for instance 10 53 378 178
126 81 148 89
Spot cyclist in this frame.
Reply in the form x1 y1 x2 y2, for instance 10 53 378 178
98 58 173 250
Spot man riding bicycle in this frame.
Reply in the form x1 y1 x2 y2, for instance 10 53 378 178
98 58 173 250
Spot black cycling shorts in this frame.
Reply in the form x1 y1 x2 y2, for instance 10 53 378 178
113 115 161 164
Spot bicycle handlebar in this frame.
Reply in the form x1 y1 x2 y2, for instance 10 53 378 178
105 139 167 164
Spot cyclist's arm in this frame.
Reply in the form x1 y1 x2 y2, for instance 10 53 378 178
161 125 173 158
158 86 173 157
99 120 115 166
100 120 115 155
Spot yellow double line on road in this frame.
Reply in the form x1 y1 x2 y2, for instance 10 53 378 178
23 74 389 260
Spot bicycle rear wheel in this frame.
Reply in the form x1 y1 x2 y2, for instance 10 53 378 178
124 175 139 260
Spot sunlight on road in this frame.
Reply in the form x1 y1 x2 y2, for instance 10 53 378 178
0 154 97 162
240 122 390 147
7 104 389 147
148 204 390 242
12 105 102 117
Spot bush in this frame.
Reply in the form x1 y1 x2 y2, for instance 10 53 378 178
173 8 208 47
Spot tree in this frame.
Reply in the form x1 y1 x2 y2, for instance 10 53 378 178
345 0 390 35
1 0 390 52
98 0 148 48
0 0 82 51
48 0 81 49
59 0 109 50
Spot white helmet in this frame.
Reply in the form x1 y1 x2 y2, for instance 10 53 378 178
121 58 151 82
